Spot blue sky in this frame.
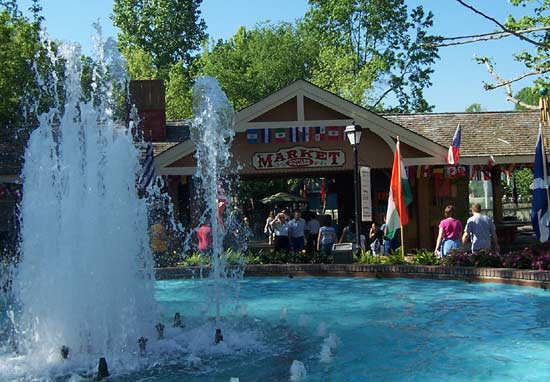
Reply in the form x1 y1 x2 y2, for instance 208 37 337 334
17 0 538 113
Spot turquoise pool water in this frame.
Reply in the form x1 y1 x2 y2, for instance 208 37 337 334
145 277 550 382
3 277 550 381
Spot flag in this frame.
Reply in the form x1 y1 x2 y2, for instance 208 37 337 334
385 139 413 239
138 142 155 190
289 127 300 143
327 126 341 141
446 124 461 164
261 129 271 143
274 128 286 143
300 126 312 142
532 125 550 242
246 129 258 144
314 126 326 141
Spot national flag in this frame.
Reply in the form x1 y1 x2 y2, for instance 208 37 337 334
300 126 312 142
320 179 326 209
446 124 461 164
289 127 300 143
327 126 341 141
261 129 271 143
385 139 413 240
274 128 286 143
246 129 258 144
532 124 550 242
314 126 326 141
138 142 155 191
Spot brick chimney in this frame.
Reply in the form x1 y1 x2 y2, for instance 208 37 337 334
129 80 166 141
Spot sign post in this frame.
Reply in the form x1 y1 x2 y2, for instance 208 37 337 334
360 166 372 222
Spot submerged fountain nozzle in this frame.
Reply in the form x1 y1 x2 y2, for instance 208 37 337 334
138 336 148 355
214 328 223 344
60 345 69 359
156 323 165 339
96 357 110 381
173 312 183 328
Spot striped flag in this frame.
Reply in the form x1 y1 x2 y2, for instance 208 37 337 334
446 124 461 164
138 142 155 190
300 126 312 142
314 126 326 141
327 126 341 141
385 138 413 240
261 129 271 143
288 127 300 143
274 128 286 143
246 129 258 144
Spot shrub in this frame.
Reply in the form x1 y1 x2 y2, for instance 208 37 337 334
411 249 441 265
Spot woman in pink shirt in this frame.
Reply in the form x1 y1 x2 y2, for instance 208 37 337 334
434 205 463 258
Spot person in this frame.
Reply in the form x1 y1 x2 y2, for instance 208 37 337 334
270 212 290 252
462 203 500 253
369 222 383 255
150 221 169 266
380 217 392 255
197 220 213 256
317 218 337 257
264 211 275 245
434 205 463 258
339 219 355 243
306 213 320 252
288 211 306 252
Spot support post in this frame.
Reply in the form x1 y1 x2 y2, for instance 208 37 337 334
353 144 361 250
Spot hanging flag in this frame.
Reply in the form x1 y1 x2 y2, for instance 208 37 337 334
320 179 326 209
274 128 286 143
246 129 259 144
288 127 300 143
327 126 341 141
261 129 271 143
446 124 461 165
532 125 550 242
138 142 155 191
385 139 413 239
314 126 326 141
301 126 312 142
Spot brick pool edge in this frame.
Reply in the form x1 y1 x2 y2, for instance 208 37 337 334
155 264 550 289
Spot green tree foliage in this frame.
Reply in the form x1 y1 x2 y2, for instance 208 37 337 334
198 23 319 111
303 0 441 112
465 103 485 112
502 168 534 202
112 0 207 119
514 86 540 110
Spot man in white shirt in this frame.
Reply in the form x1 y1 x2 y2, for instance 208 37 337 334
306 213 320 252
288 211 306 252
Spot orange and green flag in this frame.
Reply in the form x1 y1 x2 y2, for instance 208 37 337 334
385 139 413 239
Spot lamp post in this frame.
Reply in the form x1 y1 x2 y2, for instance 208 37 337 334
344 123 363 251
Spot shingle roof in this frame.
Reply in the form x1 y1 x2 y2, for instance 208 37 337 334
383 110 543 158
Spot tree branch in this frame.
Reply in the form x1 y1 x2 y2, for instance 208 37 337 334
455 0 549 49
436 26 550 47
484 69 549 90
479 57 540 110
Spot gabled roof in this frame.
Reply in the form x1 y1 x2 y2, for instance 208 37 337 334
384 110 543 164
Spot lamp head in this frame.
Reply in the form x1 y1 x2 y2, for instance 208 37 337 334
345 123 363 145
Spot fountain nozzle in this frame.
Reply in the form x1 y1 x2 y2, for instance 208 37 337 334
96 357 110 380
60 345 69 359
173 312 183 328
138 336 148 355
156 322 165 339
214 328 223 344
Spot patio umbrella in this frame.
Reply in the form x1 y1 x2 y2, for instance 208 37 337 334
260 192 305 204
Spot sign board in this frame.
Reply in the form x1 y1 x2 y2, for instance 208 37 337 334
252 146 345 170
360 166 372 221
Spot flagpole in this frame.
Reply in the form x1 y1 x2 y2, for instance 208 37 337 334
397 136 405 257
541 94 550 211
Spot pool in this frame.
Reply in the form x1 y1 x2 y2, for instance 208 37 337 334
3 276 550 381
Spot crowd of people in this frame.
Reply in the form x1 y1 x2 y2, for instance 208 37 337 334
261 202 500 259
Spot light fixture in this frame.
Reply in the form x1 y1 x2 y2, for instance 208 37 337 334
345 124 363 146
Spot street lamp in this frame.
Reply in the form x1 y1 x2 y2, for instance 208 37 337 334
344 123 363 251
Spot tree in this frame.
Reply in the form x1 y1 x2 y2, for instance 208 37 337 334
450 0 549 109
198 23 319 110
465 103 485 112
514 86 540 110
303 0 441 112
